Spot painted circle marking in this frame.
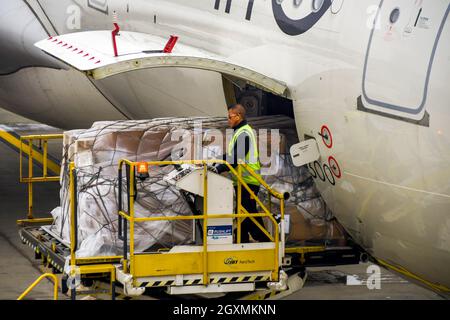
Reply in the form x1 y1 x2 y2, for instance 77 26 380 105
320 125 333 148
328 156 341 178
314 161 325 181
323 164 336 186
271 0 332 36
308 163 317 178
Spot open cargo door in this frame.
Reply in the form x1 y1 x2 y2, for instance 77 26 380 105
35 30 288 97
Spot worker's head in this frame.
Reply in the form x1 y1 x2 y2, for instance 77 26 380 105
227 104 246 128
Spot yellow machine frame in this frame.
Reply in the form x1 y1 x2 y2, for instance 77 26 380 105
56 158 287 298
117 159 286 286
16 149 326 299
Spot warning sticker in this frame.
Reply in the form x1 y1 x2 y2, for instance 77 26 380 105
320 125 333 149
417 16 431 29
328 156 342 178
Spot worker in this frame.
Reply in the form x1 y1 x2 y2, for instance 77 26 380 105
211 104 270 243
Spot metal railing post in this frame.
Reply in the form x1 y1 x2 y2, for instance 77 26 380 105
17 273 58 300
118 164 123 240
237 164 242 244
27 139 33 219
129 163 135 278
202 164 209 285
69 162 77 267
43 139 48 178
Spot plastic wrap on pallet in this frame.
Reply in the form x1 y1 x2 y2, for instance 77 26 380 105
54 125 197 257
258 155 346 246
50 116 345 257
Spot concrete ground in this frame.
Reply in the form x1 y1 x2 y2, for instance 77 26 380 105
285 264 443 300
0 107 445 300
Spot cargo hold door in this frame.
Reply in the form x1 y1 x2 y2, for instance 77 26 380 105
35 30 288 98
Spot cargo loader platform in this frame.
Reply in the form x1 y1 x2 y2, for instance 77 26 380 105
15 134 362 300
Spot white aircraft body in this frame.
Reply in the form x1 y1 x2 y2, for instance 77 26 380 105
0 0 449 293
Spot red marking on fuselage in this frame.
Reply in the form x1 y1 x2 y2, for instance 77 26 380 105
163 35 179 53
328 156 342 179
112 23 120 57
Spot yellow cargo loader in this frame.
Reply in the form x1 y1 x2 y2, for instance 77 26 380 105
16 134 361 300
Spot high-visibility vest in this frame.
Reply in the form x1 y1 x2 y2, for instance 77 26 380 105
227 124 261 186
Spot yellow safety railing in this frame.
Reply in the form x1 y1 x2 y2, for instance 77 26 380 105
237 162 287 243
69 162 77 270
17 273 59 300
19 134 63 219
68 162 121 262
116 159 286 285
62 159 286 290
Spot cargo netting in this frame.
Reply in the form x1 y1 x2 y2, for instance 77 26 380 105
50 116 346 257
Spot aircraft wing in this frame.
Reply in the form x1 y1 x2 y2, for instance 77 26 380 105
35 30 288 97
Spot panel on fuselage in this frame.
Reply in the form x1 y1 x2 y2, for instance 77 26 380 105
362 0 450 122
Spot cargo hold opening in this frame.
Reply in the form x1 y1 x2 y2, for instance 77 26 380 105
222 75 294 119
221 75 350 250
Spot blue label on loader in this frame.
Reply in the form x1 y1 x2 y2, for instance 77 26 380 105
207 225 232 239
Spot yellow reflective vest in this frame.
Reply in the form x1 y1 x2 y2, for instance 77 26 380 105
227 124 261 186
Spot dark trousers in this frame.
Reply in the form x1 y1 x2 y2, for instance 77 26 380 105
235 184 271 243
